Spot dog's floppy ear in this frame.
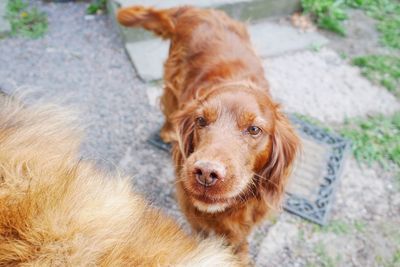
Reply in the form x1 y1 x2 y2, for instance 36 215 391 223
171 101 198 161
260 110 300 207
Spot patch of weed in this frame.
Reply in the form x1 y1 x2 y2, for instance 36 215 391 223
392 250 400 264
376 249 400 267
313 219 367 234
387 250 400 267
353 221 366 232
322 220 352 234
377 15 400 50
293 113 333 132
295 112 400 183
376 255 385 265
299 228 306 241
303 0 400 48
340 112 400 169
352 55 400 95
87 0 107 15
313 242 340 267
301 0 348 36
339 51 348 59
6 0 48 39
310 42 323 52
396 172 400 191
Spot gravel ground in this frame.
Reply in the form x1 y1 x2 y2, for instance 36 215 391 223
0 1 181 220
0 1 399 266
265 48 399 123
256 157 400 267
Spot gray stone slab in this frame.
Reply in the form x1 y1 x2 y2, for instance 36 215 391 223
125 38 168 81
0 0 11 35
111 0 301 42
250 23 329 57
125 21 329 80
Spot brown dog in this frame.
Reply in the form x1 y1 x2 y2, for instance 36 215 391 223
0 96 242 266
118 6 300 261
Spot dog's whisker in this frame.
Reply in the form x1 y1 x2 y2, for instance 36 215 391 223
252 172 280 190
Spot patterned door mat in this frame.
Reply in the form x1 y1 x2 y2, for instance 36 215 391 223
284 115 350 225
148 115 350 225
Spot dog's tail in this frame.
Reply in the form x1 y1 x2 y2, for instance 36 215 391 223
117 5 187 39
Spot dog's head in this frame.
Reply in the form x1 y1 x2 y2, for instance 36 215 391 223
173 82 300 213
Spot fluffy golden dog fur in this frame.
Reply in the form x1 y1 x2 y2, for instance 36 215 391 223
0 95 242 266
117 5 300 262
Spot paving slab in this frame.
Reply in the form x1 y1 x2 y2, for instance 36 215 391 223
125 39 168 81
250 23 328 57
0 0 11 35
125 21 328 80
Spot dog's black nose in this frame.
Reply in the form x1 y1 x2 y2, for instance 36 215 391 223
193 160 226 187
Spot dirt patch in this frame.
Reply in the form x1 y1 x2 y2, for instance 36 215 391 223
322 9 395 58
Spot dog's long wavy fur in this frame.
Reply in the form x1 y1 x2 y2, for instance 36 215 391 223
0 96 240 266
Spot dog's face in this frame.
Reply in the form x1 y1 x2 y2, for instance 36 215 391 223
174 86 299 213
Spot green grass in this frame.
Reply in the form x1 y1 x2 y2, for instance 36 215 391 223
377 14 400 50
312 242 341 267
302 0 400 49
312 219 367 235
388 250 400 267
295 112 400 188
294 112 400 170
376 250 400 267
301 0 348 36
6 0 48 39
352 55 400 95
340 112 400 169
293 113 333 132
346 1 400 97
86 0 107 15
353 221 366 232
322 220 352 235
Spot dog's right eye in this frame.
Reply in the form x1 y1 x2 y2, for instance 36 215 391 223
195 117 207 128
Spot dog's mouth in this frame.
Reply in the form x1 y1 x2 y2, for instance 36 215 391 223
191 193 229 204
190 193 234 213
180 161 254 211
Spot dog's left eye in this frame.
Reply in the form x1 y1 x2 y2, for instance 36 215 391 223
195 117 207 128
247 126 261 136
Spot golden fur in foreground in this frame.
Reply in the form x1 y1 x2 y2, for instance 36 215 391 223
0 96 241 266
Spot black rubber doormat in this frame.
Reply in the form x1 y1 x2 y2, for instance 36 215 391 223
148 115 350 225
